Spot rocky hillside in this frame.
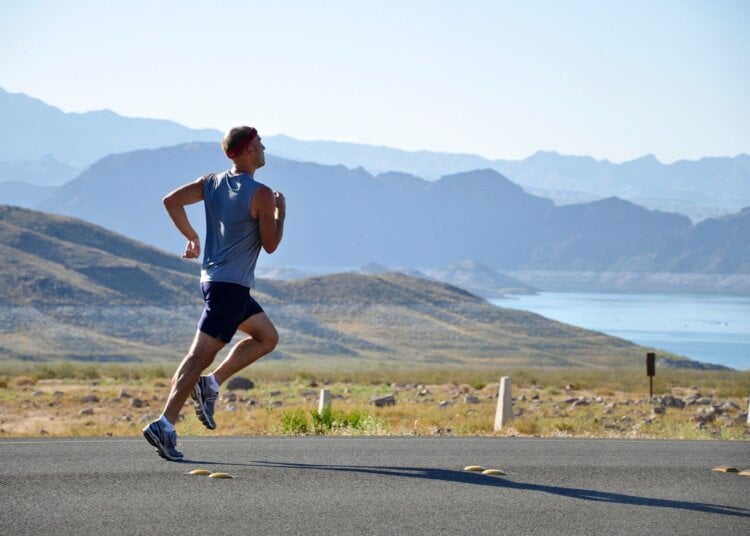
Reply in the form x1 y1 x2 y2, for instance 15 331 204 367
0 205 198 306
0 205 695 368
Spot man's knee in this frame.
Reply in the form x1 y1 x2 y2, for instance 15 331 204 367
186 349 216 370
240 314 279 353
259 324 279 353
268 327 279 351
184 332 225 368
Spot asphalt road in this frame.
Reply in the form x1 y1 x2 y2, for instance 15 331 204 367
1 436 749 535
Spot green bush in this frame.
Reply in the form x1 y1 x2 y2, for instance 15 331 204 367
280 409 309 434
308 406 379 435
310 405 334 434
338 408 368 429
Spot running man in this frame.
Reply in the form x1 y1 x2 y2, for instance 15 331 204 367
143 126 285 461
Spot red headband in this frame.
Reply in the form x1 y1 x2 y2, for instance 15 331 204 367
225 128 258 158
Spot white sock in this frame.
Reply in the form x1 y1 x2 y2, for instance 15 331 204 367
159 415 175 432
207 373 220 391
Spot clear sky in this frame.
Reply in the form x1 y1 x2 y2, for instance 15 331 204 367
1 0 748 163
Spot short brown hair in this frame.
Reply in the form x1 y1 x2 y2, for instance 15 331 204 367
222 126 258 158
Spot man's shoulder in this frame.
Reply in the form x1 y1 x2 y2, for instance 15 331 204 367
205 170 230 181
202 170 234 187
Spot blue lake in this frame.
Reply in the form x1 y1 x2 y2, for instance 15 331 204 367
490 292 750 371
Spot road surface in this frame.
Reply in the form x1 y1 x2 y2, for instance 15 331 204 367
1 436 748 535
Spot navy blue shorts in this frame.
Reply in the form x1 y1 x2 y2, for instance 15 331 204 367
198 281 265 343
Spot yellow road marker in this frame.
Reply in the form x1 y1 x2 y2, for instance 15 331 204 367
464 465 485 472
482 469 507 476
208 472 234 479
738 470 750 477
712 466 739 473
189 469 211 476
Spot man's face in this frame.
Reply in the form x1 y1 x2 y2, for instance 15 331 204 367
250 136 265 168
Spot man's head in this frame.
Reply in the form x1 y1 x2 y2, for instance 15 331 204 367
222 126 265 169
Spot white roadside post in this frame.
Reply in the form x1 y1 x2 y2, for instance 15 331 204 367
494 377 513 431
747 395 750 426
319 388 331 414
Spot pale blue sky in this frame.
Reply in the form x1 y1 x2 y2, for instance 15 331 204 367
1 0 748 162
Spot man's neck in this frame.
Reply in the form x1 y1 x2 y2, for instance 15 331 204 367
231 164 256 176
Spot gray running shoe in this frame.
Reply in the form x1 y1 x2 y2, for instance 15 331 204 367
142 420 183 461
191 376 218 430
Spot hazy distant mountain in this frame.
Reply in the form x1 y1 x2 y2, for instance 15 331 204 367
255 265 312 280
357 262 391 275
36 142 750 292
678 207 750 273
353 262 429 280
39 142 228 254
2 205 685 368
426 261 536 299
264 135 750 220
0 154 79 186
0 181 58 210
4 87 747 221
266 134 491 180
0 87 220 168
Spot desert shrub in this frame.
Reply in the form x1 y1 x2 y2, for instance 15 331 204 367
512 417 540 436
280 409 309 434
80 365 101 380
29 362 100 381
32 363 77 380
337 408 369 429
14 376 36 387
310 405 334 434
308 406 380 435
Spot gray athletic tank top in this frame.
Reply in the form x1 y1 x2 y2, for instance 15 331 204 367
200 170 262 288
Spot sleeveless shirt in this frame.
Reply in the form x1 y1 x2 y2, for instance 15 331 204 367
200 170 262 288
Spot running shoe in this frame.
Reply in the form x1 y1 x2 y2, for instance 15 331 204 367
191 376 218 430
142 420 183 461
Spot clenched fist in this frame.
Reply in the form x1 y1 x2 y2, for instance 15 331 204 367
274 191 286 219
183 236 201 259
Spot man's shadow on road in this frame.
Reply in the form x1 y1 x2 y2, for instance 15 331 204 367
238 460 750 519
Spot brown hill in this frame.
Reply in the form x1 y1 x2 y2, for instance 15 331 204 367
257 272 649 367
0 205 679 367
0 205 197 306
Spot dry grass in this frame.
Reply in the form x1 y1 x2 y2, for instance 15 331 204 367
0 363 748 440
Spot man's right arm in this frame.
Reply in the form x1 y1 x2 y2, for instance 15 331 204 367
252 185 285 254
162 176 206 259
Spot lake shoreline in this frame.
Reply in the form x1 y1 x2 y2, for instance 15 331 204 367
505 270 750 295
491 291 750 371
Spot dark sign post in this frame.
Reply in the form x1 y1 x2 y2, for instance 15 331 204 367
646 352 656 399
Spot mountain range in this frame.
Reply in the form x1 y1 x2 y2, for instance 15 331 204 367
2 205 695 369
2 87 749 293
0 87 219 178
28 142 750 293
2 87 748 221
264 135 750 221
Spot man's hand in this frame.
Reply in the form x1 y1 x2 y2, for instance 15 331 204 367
183 236 201 259
274 191 286 219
